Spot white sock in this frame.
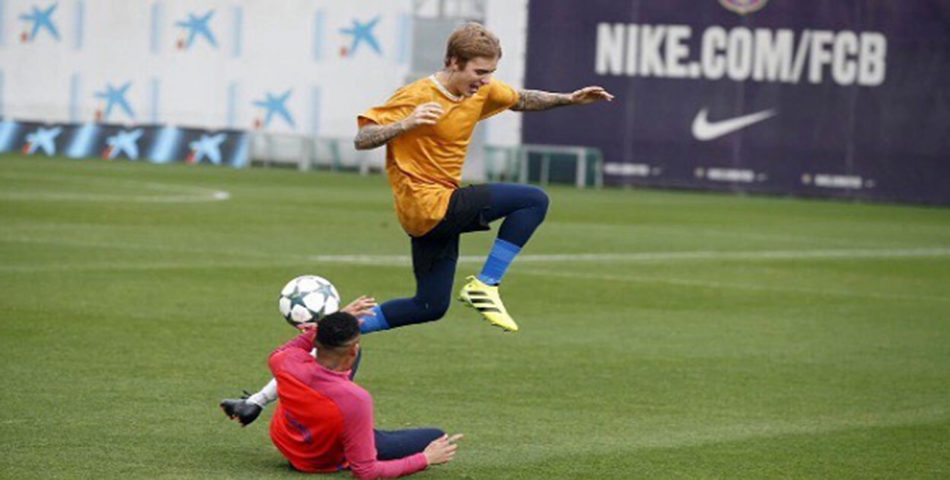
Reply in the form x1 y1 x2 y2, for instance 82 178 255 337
247 378 278 408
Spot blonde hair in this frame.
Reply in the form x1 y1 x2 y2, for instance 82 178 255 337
443 22 502 68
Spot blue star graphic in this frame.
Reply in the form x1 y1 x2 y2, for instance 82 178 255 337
176 10 217 48
20 3 60 41
189 133 226 165
106 129 144 160
94 82 135 121
340 17 382 56
25 126 62 155
253 90 295 128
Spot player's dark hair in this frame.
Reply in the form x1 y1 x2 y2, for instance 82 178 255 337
444 22 502 68
315 311 360 350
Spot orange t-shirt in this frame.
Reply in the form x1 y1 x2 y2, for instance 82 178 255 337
358 76 520 237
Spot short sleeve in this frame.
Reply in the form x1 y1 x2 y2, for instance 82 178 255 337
480 79 520 120
358 87 421 128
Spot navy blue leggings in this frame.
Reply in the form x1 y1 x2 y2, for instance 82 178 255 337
381 183 549 328
374 428 445 460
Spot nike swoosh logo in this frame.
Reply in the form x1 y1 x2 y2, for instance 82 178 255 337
691 108 778 141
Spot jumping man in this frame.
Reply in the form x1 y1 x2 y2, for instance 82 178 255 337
354 22 614 333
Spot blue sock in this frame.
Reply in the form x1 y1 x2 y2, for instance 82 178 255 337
478 239 522 286
360 305 391 334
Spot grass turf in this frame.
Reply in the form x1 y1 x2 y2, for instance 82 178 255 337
1 154 948 479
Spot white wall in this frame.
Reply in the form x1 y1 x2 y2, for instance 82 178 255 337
0 0 528 144
484 0 528 148
0 0 412 137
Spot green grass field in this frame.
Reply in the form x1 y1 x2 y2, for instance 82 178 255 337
2 153 949 479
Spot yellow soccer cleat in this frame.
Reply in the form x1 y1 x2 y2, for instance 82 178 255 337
458 276 519 332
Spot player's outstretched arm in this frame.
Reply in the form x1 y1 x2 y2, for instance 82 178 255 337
354 102 445 150
511 86 615 112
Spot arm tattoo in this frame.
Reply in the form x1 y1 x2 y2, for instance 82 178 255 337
511 89 574 112
353 121 406 150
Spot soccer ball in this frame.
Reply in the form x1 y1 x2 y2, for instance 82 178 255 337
278 275 341 327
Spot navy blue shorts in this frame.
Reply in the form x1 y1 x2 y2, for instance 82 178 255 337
411 184 492 275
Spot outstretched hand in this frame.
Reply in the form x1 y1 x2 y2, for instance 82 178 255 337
297 296 376 331
571 86 614 105
424 434 464 465
341 295 378 320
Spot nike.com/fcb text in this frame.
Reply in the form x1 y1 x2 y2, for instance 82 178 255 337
595 24 887 87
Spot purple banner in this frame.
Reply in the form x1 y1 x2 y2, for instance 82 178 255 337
523 0 950 205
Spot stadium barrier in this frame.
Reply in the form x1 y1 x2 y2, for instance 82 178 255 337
249 132 384 174
1 117 604 191
0 119 249 167
484 144 604 188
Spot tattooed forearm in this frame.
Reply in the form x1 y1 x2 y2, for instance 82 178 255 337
354 122 407 150
511 90 574 112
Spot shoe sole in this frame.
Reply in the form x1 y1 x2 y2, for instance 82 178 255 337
219 404 250 427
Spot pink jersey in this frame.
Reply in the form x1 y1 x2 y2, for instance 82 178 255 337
268 331 429 479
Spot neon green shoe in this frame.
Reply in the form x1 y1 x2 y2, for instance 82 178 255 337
458 276 519 332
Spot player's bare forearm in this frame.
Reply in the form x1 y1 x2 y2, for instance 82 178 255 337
510 90 574 112
355 102 443 149
512 86 615 112
353 122 406 150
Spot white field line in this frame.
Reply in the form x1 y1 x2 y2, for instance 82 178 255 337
0 234 283 259
306 247 950 266
474 405 949 467
0 261 306 273
310 248 950 304
9 247 939 269
0 189 230 202
4 248 950 304
629 409 950 453
3 246 949 268
515 267 950 304
0 172 229 203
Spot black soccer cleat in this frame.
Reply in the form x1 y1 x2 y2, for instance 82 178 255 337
220 391 263 427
